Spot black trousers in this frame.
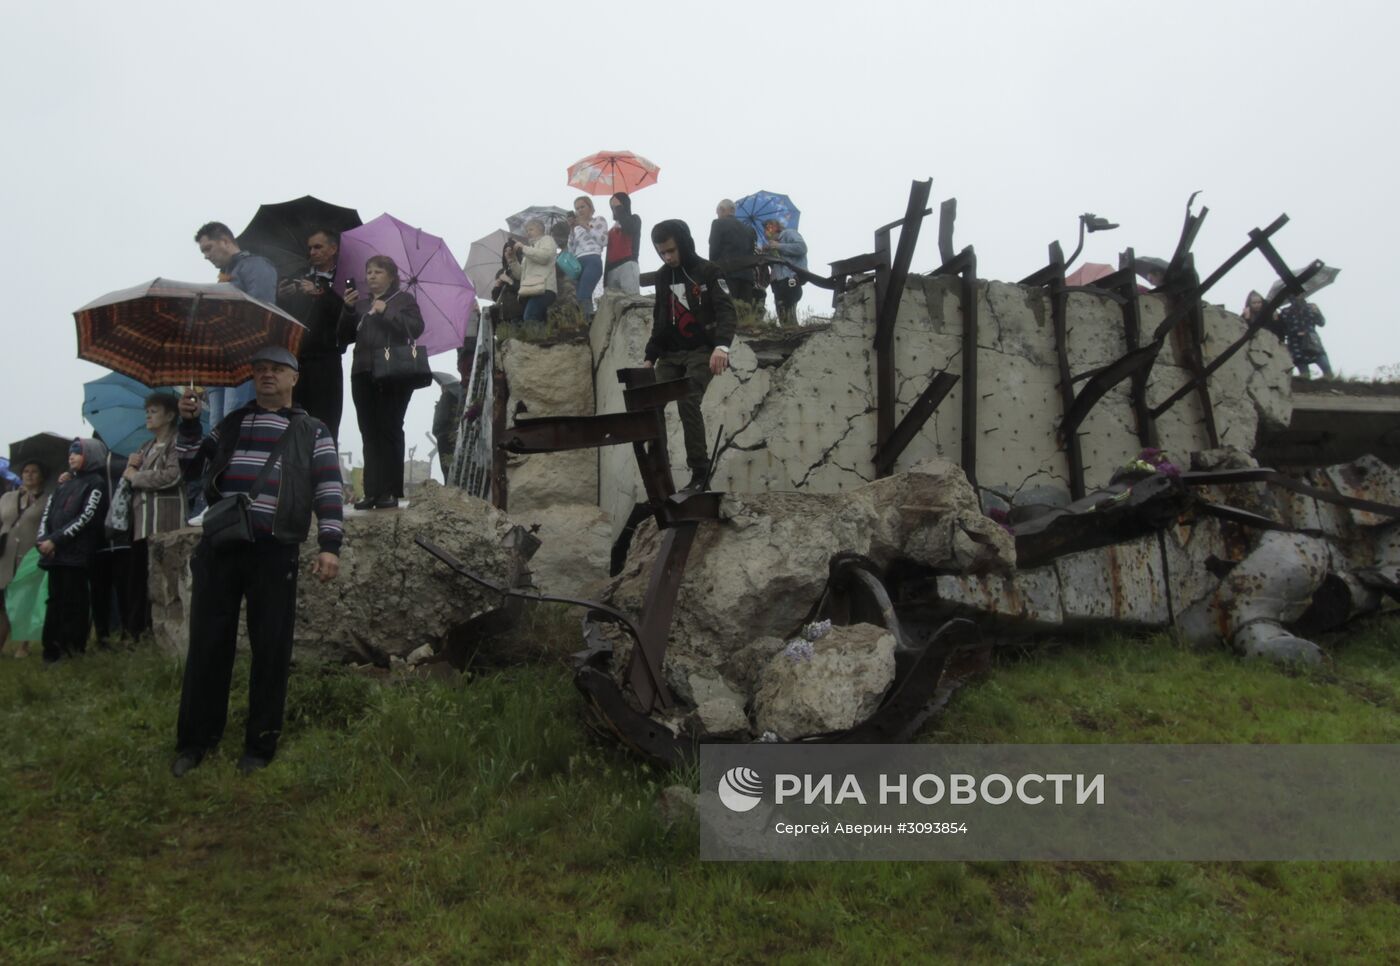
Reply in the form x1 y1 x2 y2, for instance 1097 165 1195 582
294 355 344 443
176 540 300 759
42 566 91 662
725 275 761 308
126 539 151 637
89 546 131 645
352 374 414 500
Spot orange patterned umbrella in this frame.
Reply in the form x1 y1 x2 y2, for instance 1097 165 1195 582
565 150 660 196
73 278 306 387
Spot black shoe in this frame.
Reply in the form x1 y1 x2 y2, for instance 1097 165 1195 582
373 496 399 509
353 497 377 510
236 754 271 775
681 469 711 493
171 749 205 778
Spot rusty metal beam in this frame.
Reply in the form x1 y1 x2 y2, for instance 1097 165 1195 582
937 198 958 265
1149 259 1326 419
501 411 662 453
625 524 698 711
623 377 693 412
1048 270 1087 500
491 365 508 509
1179 468 1400 518
873 179 934 467
875 179 934 352
873 371 960 477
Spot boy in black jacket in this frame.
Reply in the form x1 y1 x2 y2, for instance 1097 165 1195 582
643 219 738 491
35 438 110 663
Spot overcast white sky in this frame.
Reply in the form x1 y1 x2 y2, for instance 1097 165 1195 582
3 0 1396 472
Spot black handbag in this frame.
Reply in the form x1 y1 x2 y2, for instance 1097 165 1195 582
370 339 433 389
202 417 302 550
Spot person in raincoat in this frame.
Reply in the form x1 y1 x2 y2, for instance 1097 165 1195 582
0 459 51 656
1274 295 1334 379
763 219 808 326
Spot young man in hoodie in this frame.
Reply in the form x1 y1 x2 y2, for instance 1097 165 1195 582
35 438 111 663
643 219 738 491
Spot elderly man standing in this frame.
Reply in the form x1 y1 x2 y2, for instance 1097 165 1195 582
194 222 279 422
708 199 760 310
171 345 343 777
277 228 347 440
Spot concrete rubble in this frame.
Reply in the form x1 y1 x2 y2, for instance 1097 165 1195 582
147 482 531 665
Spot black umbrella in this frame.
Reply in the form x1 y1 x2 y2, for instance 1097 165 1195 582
238 195 362 278
10 432 75 479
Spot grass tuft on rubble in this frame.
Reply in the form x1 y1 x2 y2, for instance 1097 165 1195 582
1 615 1398 963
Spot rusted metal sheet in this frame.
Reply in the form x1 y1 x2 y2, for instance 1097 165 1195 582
1012 474 1190 568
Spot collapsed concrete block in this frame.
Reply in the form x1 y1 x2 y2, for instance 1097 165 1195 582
753 623 896 739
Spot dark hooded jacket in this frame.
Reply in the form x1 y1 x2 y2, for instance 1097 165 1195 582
645 220 738 362
605 192 643 273
36 438 110 570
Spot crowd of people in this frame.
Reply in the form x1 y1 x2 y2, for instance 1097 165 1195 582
488 193 810 336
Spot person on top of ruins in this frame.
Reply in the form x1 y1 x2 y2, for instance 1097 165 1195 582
709 199 761 309
643 219 738 492
763 218 808 326
604 192 643 294
1274 295 1334 379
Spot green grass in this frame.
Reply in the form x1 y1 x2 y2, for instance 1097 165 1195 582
2 615 1398 963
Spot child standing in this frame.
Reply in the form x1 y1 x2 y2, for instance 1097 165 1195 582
35 439 110 663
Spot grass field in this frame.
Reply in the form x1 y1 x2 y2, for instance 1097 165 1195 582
2 612 1398 964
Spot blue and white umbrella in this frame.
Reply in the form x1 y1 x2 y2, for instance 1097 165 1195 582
735 190 801 246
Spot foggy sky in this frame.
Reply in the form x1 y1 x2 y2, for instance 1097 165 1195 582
3 0 1395 471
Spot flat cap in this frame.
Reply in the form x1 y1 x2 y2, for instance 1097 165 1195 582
250 345 299 371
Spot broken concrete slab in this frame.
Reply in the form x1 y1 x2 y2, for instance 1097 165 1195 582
752 622 896 739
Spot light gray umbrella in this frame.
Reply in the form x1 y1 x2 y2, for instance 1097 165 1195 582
1268 261 1340 301
505 205 569 234
464 229 519 301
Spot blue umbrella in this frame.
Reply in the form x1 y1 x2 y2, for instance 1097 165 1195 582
82 371 165 456
0 457 20 486
734 190 801 246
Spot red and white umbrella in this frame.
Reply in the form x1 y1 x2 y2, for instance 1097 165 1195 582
566 150 660 196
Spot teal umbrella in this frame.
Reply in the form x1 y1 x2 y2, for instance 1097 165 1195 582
82 371 174 456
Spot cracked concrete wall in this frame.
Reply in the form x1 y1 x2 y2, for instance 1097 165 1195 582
586 279 1291 539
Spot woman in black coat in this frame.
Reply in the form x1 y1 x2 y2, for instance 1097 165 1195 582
340 254 426 509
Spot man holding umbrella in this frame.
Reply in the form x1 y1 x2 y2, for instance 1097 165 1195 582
170 345 343 778
277 228 347 440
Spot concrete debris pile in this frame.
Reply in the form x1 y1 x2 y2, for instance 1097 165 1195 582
148 482 532 665
601 460 1012 740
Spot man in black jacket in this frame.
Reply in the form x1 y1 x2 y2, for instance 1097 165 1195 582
171 345 343 778
644 219 738 491
708 199 760 308
277 228 347 441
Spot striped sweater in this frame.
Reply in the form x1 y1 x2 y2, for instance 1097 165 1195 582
177 406 344 554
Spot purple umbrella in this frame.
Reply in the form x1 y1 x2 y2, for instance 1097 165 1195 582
333 213 476 356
